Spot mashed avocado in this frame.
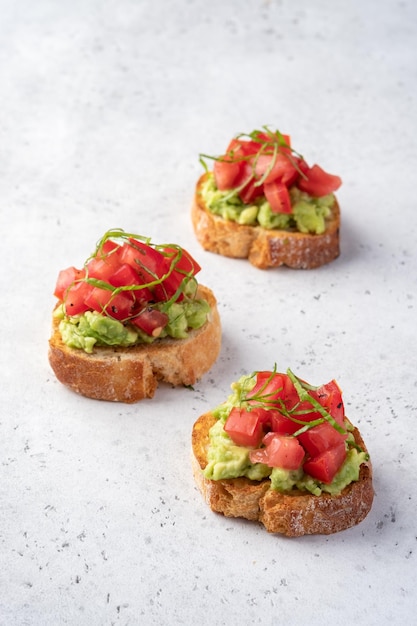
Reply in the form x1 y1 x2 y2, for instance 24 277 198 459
55 296 211 354
203 373 368 496
200 173 335 235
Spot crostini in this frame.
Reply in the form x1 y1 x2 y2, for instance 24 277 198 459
191 127 342 269
49 229 221 402
192 367 373 536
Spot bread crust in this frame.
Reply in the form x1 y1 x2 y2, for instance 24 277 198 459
191 173 340 269
48 285 221 403
191 412 374 536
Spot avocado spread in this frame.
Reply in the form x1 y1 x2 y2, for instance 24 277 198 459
203 373 368 496
55 296 211 354
201 173 335 235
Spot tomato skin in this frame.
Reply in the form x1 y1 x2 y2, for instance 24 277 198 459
303 443 347 484
224 407 264 448
131 308 169 336
214 158 242 190
250 433 305 470
268 410 301 436
54 266 86 300
63 280 92 315
119 239 165 284
84 287 135 321
298 422 348 457
247 371 285 405
161 246 201 277
153 245 201 302
253 153 297 186
297 164 342 197
313 380 344 425
109 264 154 306
86 255 121 282
263 181 292 214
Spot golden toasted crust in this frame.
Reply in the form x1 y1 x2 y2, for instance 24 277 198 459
191 412 374 536
48 285 222 403
191 173 340 269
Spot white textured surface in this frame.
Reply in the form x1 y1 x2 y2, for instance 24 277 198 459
1 0 416 624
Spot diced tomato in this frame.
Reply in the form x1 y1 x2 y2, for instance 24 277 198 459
119 239 165 284
298 422 348 457
254 131 291 147
253 153 297 186
263 181 292 214
231 138 263 157
109 263 141 287
98 239 120 257
303 442 347 484
250 433 305 470
268 410 301 436
224 407 264 448
84 287 135 320
239 178 265 204
214 158 242 190
247 371 286 405
54 266 86 300
63 280 93 315
229 161 260 204
297 164 342 197
311 380 345 426
109 263 154 307
161 246 201 277
86 253 121 281
130 308 169 337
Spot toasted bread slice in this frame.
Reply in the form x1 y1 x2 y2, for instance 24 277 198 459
192 411 374 536
191 173 340 270
49 285 221 403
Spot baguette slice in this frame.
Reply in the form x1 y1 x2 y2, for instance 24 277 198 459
192 411 374 536
49 285 221 403
191 173 340 270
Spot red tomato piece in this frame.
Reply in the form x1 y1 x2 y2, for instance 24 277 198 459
84 287 135 321
99 239 120 256
250 433 305 470
54 266 85 300
119 239 165 284
303 442 347 484
313 380 345 425
130 308 169 337
64 280 93 315
298 422 348 457
162 246 201 276
234 138 264 157
109 263 154 307
86 253 121 281
247 371 286 406
224 407 264 448
269 410 301 436
239 178 265 204
263 181 292 214
253 153 297 186
297 164 342 197
230 162 263 204
214 159 242 190
254 131 291 147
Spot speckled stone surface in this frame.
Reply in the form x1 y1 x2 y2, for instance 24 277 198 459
1 0 416 624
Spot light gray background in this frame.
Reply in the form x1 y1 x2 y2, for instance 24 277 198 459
1 1 416 624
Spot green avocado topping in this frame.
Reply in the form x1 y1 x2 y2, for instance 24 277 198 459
200 173 335 235
55 297 210 354
203 371 369 496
